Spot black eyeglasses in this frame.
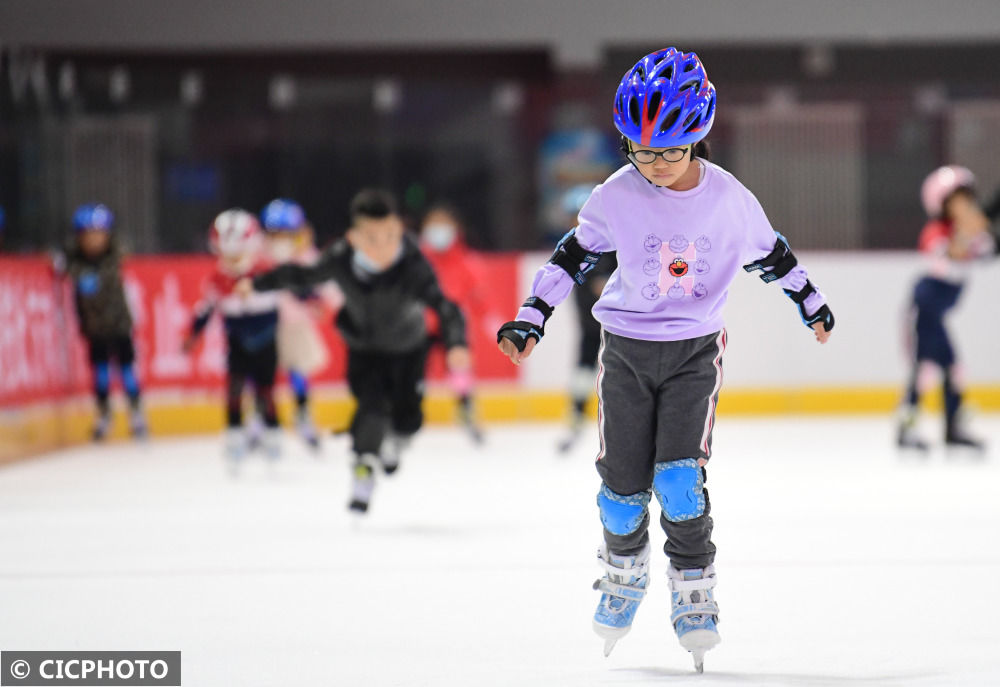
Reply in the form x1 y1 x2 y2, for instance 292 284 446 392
627 146 690 164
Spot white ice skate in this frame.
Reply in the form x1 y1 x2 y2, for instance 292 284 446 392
245 413 264 451
458 398 485 445
92 412 111 441
557 411 585 454
129 408 148 439
224 428 249 475
260 428 282 461
667 564 721 673
592 542 650 657
378 433 410 476
349 453 378 514
296 408 321 452
896 408 928 452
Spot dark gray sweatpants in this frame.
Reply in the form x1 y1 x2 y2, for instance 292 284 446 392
595 328 726 569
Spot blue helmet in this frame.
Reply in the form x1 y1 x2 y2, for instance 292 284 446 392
260 198 306 233
73 203 114 232
613 48 716 148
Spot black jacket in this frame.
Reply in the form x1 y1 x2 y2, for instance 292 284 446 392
253 234 466 354
65 238 133 340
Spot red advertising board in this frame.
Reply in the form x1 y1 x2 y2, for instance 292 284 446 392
0 253 519 409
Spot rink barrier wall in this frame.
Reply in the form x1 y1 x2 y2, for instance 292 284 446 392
4 384 999 464
3 252 1000 462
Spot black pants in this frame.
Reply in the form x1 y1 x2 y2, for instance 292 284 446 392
227 336 278 429
904 277 964 431
596 329 725 569
347 346 428 456
87 335 136 366
86 335 140 413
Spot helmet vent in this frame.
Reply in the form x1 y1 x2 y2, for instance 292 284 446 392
683 61 696 72
660 106 681 135
647 91 663 122
636 65 646 81
662 64 674 82
628 97 641 127
679 78 701 92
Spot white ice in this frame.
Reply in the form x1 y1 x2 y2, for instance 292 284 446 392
2 415 999 687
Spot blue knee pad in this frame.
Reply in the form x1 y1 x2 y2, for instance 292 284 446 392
120 363 140 397
94 362 111 394
597 484 650 536
653 458 705 522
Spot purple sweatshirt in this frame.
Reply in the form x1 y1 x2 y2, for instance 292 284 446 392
517 160 827 342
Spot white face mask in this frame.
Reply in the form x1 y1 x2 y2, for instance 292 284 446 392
352 242 403 274
422 223 457 251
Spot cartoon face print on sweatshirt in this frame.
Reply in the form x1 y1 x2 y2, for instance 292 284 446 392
633 233 711 301
639 230 714 301
641 282 661 300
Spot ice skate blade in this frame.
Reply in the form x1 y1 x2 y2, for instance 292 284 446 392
692 649 705 673
593 621 629 657
556 435 577 454
602 639 617 657
466 426 485 445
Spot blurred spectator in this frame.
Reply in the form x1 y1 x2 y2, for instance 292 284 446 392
897 166 1000 452
260 198 343 451
555 185 617 453
185 209 283 468
419 202 487 444
58 204 147 440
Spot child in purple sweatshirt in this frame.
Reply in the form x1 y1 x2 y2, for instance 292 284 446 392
498 47 834 672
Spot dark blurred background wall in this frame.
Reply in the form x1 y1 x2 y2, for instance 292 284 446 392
2 0 1000 253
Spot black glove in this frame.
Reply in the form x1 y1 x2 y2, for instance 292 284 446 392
497 320 544 353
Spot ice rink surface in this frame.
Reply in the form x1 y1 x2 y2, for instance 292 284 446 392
1 415 999 687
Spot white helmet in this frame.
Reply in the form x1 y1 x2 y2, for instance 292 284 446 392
209 209 262 257
921 165 975 218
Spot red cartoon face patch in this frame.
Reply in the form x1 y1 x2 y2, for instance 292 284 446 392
668 258 689 277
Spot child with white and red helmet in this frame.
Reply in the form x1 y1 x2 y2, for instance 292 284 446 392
497 48 835 671
260 198 343 451
184 209 282 469
60 204 147 440
897 166 1000 451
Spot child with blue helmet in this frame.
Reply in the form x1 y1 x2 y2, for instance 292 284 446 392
498 48 835 672
260 198 341 451
61 203 147 440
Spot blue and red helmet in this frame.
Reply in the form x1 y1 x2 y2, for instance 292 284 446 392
73 203 114 232
613 48 716 148
260 198 306 233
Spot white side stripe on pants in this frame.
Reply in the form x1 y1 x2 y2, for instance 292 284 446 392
595 327 608 461
699 329 727 457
